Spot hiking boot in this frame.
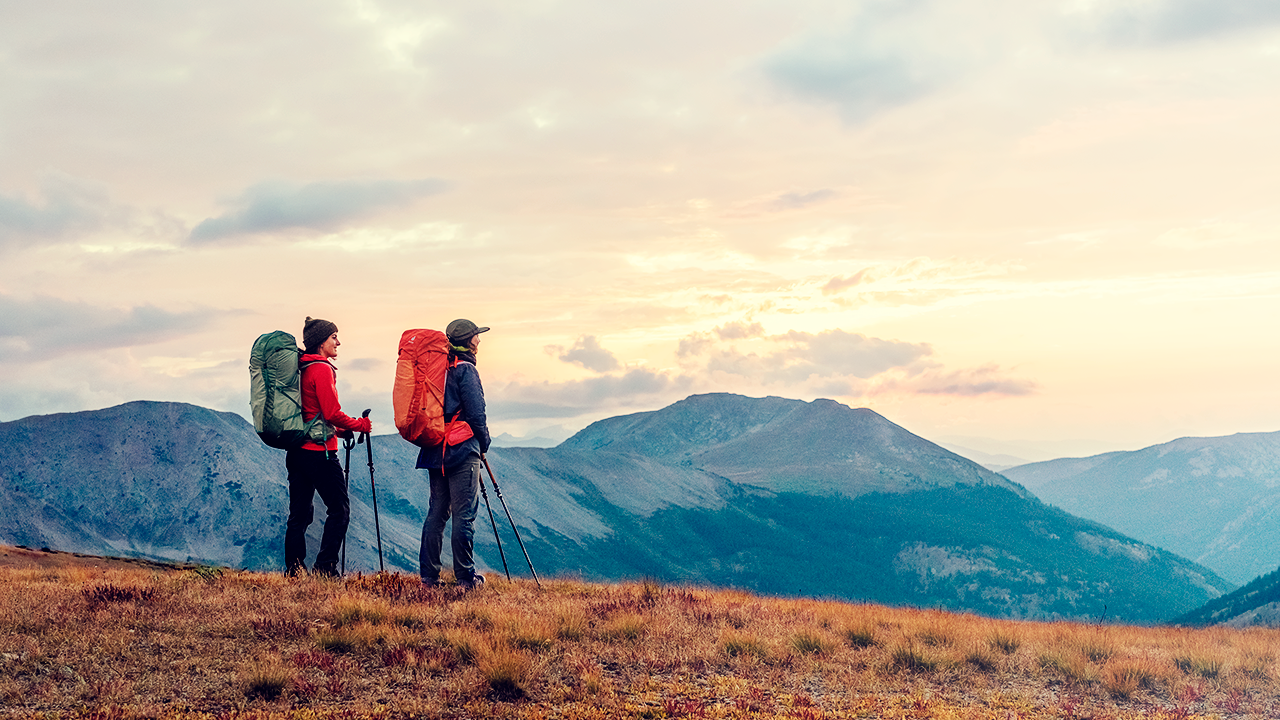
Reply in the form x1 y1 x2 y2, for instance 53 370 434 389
312 564 340 579
421 577 439 588
285 563 307 578
457 573 485 593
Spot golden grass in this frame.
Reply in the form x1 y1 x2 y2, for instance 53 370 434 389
842 622 876 649
240 659 292 701
1 559 1278 719
988 626 1022 655
720 628 770 660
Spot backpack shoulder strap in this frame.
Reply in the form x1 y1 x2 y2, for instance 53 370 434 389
445 357 465 423
298 360 337 441
299 360 337 393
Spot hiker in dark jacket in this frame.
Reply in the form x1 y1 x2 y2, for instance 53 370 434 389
287 317 372 578
417 318 492 591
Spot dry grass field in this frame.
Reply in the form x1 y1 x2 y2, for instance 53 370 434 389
1 546 1277 719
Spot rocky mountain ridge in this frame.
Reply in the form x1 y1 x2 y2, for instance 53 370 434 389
0 394 1232 622
562 394 1029 498
1002 430 1280 585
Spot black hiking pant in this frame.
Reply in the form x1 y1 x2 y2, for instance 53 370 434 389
285 448 349 573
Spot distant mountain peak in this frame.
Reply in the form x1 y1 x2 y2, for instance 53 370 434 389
561 393 1025 498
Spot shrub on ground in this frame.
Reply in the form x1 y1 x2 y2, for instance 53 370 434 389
916 626 954 648
556 608 588 641
844 624 876 649
331 597 389 628
889 642 939 673
241 663 291 700
965 645 999 672
1039 650 1098 686
790 630 833 656
1076 635 1115 663
510 618 556 652
1175 653 1224 679
1102 658 1162 699
599 613 647 642
721 629 770 660
988 629 1021 655
478 647 533 701
443 627 491 665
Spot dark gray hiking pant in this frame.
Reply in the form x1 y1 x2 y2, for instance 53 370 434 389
420 458 481 584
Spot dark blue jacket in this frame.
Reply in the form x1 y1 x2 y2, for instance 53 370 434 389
415 360 490 470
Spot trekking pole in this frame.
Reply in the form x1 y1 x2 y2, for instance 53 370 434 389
478 478 510 580
481 454 541 588
361 409 384 573
340 434 355 575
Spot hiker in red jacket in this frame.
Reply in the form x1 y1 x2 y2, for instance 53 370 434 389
286 316 372 577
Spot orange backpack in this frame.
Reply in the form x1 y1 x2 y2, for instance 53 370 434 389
393 329 451 447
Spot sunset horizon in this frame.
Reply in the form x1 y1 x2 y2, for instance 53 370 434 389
3 1 1278 461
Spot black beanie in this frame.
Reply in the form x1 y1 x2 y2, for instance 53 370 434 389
303 317 338 353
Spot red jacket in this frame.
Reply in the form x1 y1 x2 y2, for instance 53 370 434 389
299 353 372 452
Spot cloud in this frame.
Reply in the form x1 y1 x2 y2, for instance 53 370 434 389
875 365 1038 397
0 350 252 424
721 189 840 219
0 383 98 422
677 332 714 358
547 335 621 372
493 368 691 419
1154 221 1252 249
760 3 948 123
188 178 448 243
822 270 871 295
0 175 120 248
764 48 936 123
715 321 765 340
679 321 765 357
1027 231 1107 248
491 324 1034 425
0 295 220 362
769 189 837 211
343 357 385 373
793 330 931 377
709 329 932 383
1068 0 1280 45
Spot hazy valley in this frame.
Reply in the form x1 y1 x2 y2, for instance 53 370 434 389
1002 432 1280 586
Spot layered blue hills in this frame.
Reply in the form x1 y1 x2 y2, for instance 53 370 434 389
0 393 1231 623
1003 431 1280 586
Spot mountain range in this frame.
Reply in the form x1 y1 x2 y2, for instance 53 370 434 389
490 425 573 448
1173 564 1280 628
0 393 1233 623
1001 431 1280 586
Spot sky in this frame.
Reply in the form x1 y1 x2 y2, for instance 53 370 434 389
2 0 1279 461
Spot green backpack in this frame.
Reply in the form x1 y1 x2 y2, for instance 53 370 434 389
248 331 333 449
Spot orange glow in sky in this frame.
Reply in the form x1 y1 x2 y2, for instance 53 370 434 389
2 1 1278 461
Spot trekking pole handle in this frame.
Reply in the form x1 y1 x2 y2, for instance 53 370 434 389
359 408 371 443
